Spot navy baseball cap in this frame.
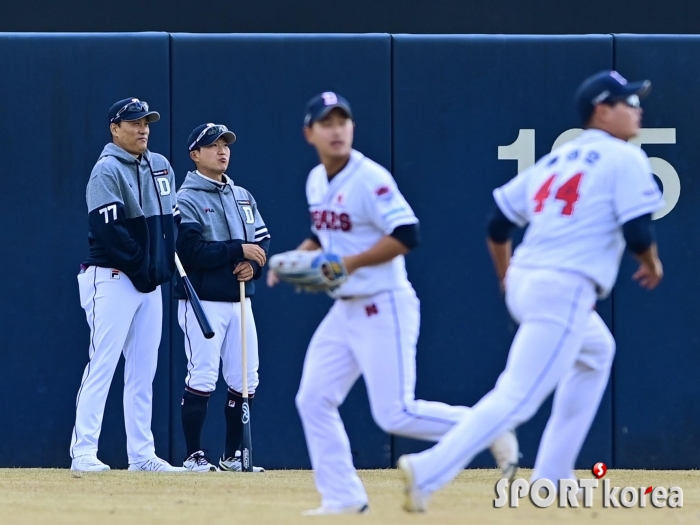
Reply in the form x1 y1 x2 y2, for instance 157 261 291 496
188 123 237 152
575 71 651 123
304 92 353 127
108 97 160 124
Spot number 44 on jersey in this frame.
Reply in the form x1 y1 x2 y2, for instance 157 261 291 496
498 128 680 219
534 173 583 216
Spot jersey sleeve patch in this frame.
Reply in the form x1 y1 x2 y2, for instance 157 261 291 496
375 185 393 199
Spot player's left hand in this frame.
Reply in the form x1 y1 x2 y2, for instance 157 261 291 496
632 260 663 290
234 262 254 282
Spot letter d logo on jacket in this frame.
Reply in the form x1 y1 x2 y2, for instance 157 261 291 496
156 177 171 196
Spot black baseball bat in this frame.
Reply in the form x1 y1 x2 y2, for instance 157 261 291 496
175 253 215 339
239 280 253 472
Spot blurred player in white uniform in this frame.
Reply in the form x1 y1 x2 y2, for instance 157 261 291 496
267 92 518 515
399 71 665 512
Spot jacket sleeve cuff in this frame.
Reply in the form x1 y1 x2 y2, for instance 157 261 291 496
248 259 263 280
226 241 244 261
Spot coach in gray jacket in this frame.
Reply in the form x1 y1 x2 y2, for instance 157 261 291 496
175 123 270 473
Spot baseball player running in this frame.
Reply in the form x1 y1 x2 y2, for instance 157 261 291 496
399 71 665 511
267 92 519 515
175 123 270 472
71 98 185 472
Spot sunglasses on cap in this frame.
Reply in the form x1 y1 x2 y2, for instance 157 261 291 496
621 95 641 108
110 100 150 123
602 94 641 109
190 124 230 149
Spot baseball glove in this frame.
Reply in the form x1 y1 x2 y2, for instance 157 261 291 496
269 250 348 292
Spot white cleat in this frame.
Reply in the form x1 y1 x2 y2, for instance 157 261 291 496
219 450 265 473
397 455 429 513
183 450 219 472
302 503 369 516
490 429 520 481
70 454 111 472
128 456 187 472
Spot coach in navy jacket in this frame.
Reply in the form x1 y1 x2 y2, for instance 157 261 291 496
84 138 175 292
70 98 184 474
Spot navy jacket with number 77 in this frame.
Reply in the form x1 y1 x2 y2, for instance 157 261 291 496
83 142 176 293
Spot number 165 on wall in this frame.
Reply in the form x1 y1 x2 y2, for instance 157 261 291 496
498 128 680 219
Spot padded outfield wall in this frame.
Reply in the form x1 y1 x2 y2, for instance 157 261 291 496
0 33 696 469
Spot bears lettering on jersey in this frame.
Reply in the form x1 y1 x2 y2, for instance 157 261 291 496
311 210 352 232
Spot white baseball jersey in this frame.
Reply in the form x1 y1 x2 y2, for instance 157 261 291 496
306 149 418 297
494 129 664 297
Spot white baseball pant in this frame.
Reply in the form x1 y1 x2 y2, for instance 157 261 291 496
407 266 614 494
178 299 259 395
70 266 162 464
295 288 470 509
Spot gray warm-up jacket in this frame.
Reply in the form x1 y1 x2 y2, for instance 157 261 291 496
174 171 270 302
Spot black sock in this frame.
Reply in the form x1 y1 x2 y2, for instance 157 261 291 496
181 389 210 457
224 389 254 459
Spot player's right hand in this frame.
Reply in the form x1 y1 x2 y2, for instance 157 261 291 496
233 261 254 282
242 244 266 266
266 269 280 287
633 259 663 290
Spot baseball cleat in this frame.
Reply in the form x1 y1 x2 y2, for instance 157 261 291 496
302 503 369 516
397 455 429 513
128 456 187 472
183 450 219 472
490 429 520 481
219 451 265 473
70 454 111 472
